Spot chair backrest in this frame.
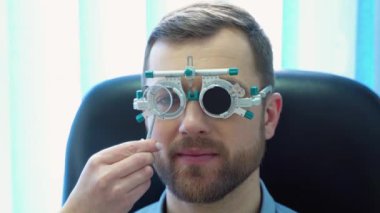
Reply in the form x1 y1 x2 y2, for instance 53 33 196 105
62 70 380 212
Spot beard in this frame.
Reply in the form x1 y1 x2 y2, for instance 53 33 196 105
153 123 266 203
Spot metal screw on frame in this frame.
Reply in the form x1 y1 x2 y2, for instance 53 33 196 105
187 55 193 67
186 56 194 88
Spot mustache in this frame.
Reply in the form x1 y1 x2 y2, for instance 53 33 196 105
167 137 228 158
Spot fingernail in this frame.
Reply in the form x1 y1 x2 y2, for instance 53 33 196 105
155 142 163 150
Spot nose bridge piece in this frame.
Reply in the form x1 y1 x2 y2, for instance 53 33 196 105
182 87 205 119
187 89 199 101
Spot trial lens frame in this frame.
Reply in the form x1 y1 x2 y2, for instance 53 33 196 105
133 57 272 121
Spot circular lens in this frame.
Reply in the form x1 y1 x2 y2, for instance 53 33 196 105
147 85 172 115
202 86 231 115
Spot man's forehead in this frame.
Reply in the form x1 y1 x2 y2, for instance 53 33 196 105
147 30 260 87
148 28 255 69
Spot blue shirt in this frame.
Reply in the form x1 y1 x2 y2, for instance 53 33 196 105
135 180 297 213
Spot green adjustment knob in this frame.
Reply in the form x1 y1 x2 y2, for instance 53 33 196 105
144 70 154 78
136 113 145 123
184 67 194 77
244 111 254 120
228 67 239 75
250 86 258 96
136 90 143 99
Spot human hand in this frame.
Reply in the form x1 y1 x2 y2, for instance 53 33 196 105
61 139 161 213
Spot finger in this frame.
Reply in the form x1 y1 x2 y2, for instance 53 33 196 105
110 152 154 178
123 179 152 211
115 165 154 193
98 139 161 164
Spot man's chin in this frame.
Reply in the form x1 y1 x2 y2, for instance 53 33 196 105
169 179 224 203
168 167 229 203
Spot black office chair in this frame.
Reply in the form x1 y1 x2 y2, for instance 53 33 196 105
62 70 380 212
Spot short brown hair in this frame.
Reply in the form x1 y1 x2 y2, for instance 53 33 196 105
143 2 274 87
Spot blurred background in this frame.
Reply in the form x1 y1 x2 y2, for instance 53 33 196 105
0 0 379 212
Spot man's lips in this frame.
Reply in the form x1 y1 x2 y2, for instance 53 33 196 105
175 149 219 164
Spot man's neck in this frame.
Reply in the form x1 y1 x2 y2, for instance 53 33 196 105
166 169 262 213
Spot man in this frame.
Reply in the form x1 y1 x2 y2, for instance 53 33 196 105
61 2 296 213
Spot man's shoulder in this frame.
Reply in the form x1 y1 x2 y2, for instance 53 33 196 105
275 202 298 213
134 201 161 213
260 180 298 213
134 191 166 213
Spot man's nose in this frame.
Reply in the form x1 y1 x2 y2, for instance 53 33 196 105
178 101 211 136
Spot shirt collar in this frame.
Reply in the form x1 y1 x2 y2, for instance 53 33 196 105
259 179 277 213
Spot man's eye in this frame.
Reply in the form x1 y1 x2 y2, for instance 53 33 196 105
172 95 180 105
156 95 171 106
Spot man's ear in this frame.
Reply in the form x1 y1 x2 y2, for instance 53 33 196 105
264 92 283 140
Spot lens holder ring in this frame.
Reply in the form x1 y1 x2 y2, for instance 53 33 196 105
144 85 172 117
152 80 186 120
199 77 239 119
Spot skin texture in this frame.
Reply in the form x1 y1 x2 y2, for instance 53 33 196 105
61 28 282 213
146 28 282 213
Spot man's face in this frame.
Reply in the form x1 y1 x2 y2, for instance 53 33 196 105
146 28 267 203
